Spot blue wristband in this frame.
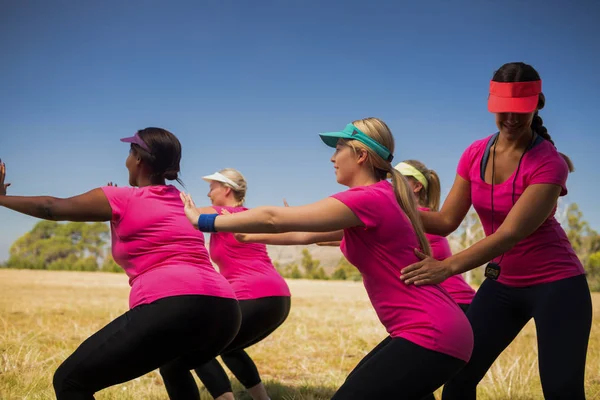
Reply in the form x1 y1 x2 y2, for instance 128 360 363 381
197 213 219 232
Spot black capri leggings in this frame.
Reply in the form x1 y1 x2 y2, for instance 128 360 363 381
442 274 592 400
331 336 466 400
52 295 241 400
160 295 291 399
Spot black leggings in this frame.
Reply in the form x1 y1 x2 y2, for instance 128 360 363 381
331 336 466 400
53 295 241 400
160 296 291 399
442 274 592 400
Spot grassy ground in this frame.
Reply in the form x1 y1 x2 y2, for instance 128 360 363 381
0 269 598 399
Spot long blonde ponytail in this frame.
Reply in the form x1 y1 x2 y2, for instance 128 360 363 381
348 118 431 257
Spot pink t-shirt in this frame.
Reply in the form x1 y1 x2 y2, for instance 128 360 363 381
209 206 291 300
420 207 476 305
101 185 236 309
331 180 473 362
457 134 584 287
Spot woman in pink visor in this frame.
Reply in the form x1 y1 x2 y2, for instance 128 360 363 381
180 117 474 400
0 128 241 400
395 160 476 312
160 168 290 400
400 62 592 399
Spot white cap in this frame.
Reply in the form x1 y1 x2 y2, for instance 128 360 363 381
202 172 241 190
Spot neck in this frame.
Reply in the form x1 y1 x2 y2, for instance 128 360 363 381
496 129 534 152
137 175 165 188
221 198 240 207
347 169 379 188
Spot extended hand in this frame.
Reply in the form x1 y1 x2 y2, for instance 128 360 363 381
0 161 11 196
400 249 452 285
180 192 201 227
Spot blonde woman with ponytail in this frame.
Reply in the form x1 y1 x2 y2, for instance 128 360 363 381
179 118 474 399
160 168 291 400
396 160 476 311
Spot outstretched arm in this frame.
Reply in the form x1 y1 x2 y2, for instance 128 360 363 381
316 240 342 247
235 230 343 246
0 162 112 222
419 174 472 236
181 193 362 234
401 183 562 285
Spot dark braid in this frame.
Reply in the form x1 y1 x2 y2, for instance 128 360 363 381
532 111 554 146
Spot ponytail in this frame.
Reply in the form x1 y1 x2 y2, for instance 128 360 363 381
425 169 441 212
387 166 431 257
532 111 574 172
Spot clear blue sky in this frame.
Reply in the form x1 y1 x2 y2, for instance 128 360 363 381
1 0 598 262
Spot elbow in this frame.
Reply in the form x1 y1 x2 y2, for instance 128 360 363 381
436 217 461 237
494 227 521 251
37 198 60 221
262 207 280 233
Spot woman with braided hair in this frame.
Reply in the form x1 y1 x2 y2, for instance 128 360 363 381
401 62 592 399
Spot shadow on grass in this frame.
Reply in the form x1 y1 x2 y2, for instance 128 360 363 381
197 379 338 400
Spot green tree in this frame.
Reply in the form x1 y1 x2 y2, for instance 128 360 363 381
300 249 330 280
301 249 318 277
6 221 110 271
289 263 303 279
100 252 123 273
586 252 600 292
331 256 361 281
565 203 599 265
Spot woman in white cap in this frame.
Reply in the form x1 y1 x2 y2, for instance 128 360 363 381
179 118 473 399
395 160 476 312
160 168 291 400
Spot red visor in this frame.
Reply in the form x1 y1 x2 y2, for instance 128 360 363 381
488 80 542 113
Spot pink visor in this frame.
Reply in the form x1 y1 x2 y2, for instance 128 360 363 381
120 132 150 152
488 80 542 113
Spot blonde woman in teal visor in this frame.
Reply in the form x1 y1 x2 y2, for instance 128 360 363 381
181 117 474 399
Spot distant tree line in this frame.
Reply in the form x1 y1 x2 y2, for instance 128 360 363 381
3 202 600 291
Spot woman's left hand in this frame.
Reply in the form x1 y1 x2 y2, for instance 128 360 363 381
400 249 453 285
180 192 201 227
0 161 11 196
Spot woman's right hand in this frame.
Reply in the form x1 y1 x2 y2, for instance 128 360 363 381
0 161 11 196
180 192 201 228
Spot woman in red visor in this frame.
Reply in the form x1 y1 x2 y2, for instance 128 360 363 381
400 62 592 399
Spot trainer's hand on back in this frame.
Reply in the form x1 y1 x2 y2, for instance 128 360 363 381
0 161 11 196
400 249 452 286
180 192 201 228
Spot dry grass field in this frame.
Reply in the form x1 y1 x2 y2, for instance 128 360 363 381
1 269 599 399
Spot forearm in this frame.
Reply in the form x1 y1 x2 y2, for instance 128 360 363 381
419 210 456 236
0 195 61 220
240 230 343 245
212 206 279 233
239 232 314 245
447 231 518 275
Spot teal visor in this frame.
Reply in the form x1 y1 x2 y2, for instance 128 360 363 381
319 124 394 162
